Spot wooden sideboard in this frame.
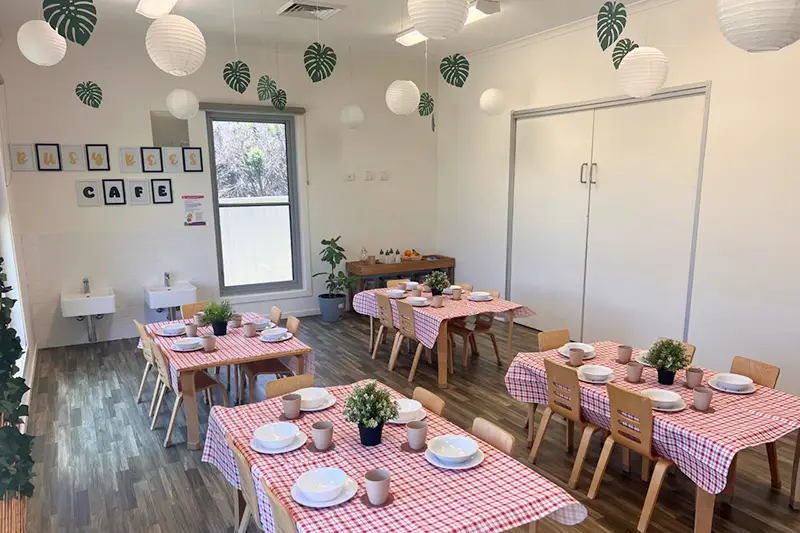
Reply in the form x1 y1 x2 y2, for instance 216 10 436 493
346 255 456 306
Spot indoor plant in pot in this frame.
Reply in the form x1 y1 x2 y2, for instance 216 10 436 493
313 236 358 323
201 300 234 336
647 339 688 385
342 381 399 446
424 270 450 296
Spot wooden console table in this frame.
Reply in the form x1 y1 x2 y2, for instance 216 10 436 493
346 255 456 306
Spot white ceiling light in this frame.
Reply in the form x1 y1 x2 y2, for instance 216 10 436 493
340 104 365 129
166 89 199 120
398 0 500 46
386 80 421 115
618 47 669 98
146 15 206 77
479 88 505 115
17 20 66 67
717 0 800 52
407 0 469 40
136 0 179 19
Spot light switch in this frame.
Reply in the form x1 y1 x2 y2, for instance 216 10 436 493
365 171 375 181
345 173 356 181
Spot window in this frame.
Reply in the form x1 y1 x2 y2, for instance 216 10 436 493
207 113 301 294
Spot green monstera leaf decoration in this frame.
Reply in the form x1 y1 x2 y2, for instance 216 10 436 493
271 88 287 111
257 75 278 101
440 53 470 88
223 60 251 94
75 81 102 108
304 42 337 83
418 92 434 117
43 0 98 46
597 1 627 51
612 38 638 69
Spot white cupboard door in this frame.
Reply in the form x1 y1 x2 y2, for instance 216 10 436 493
582 95 706 347
510 110 594 336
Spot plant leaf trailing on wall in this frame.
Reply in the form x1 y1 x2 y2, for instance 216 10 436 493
75 81 102 108
223 60 251 94
43 0 97 46
303 42 337 83
418 92 434 117
612 38 638 69
597 1 627 51
440 53 470 88
271 88 287 111
257 75 278 101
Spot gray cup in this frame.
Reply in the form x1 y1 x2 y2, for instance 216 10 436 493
693 387 713 411
617 345 633 364
282 394 301 420
365 469 391 505
627 362 643 382
185 323 198 337
686 367 704 389
406 420 428 450
311 421 333 450
568 348 585 366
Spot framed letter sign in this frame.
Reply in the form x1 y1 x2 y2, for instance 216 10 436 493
102 179 126 205
151 178 173 204
35 144 61 171
86 144 110 171
76 180 101 207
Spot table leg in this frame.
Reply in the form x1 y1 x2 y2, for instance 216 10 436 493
791 430 800 510
437 321 449 389
296 353 305 375
694 486 715 533
369 317 374 354
506 311 514 366
179 371 201 450
234 487 246 530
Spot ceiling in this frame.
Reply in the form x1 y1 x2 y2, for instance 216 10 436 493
1 0 604 56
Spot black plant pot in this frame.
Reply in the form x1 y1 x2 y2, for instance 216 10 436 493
431 289 442 296
657 368 676 385
358 422 384 446
212 321 228 336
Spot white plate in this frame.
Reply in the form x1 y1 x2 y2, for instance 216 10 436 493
424 448 485 470
386 410 427 425
254 320 276 331
652 399 688 413
635 353 654 367
260 332 294 343
250 432 307 455
387 291 406 299
467 295 492 302
577 369 614 384
408 297 431 307
291 476 358 508
299 395 337 412
158 325 185 337
557 342 596 359
171 338 203 352
442 285 461 295
708 378 756 395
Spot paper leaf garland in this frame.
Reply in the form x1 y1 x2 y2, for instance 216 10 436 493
257 75 278 101
418 92 434 116
612 38 639 69
597 1 627 51
304 42 337 83
75 81 102 108
271 88 287 111
43 0 98 46
223 60 251 94
440 53 470 88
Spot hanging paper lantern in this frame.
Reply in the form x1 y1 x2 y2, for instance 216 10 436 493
385 80 421 115
145 15 206 77
166 89 199 120
340 104 365 129
407 0 469 40
17 20 66 67
136 0 179 19
717 0 800 52
618 47 669 98
479 88 505 115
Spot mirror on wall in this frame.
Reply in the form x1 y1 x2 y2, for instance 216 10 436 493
150 111 189 147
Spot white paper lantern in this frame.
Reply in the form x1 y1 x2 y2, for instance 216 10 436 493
166 89 199 120
479 89 505 115
718 0 800 52
408 0 469 40
17 20 66 67
618 47 669 98
340 104 365 129
385 80 421 115
136 0 180 19
146 15 206 77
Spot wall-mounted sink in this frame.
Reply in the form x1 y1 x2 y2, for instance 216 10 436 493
145 282 197 310
61 288 116 318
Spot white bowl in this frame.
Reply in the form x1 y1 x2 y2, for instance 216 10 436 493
580 365 613 381
253 422 299 449
640 389 682 409
296 467 347 502
296 387 329 410
404 282 419 291
714 373 753 391
387 289 406 298
562 342 595 358
261 327 288 340
428 435 479 464
396 399 422 421
469 291 490 299
407 297 428 306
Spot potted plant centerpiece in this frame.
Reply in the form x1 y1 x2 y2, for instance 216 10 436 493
343 381 399 446
201 300 234 336
313 236 358 323
425 271 450 307
646 339 688 385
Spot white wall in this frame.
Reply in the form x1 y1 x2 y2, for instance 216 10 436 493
437 0 800 393
0 26 438 348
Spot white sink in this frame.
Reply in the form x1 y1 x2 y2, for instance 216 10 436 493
145 282 197 310
61 288 116 318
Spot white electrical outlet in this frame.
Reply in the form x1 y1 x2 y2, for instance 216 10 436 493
345 173 356 181
380 171 390 181
365 171 375 181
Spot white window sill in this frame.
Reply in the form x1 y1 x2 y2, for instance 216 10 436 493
224 285 313 305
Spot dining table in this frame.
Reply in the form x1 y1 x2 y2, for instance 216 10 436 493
505 341 800 532
202 380 587 533
145 311 314 450
352 288 535 388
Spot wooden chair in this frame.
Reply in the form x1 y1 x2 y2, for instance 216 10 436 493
588 383 673 532
538 329 570 352
134 320 156 404
266 374 314 399
372 294 399 361
261 479 298 533
269 306 282 326
390 300 433 383
146 338 228 447
180 301 208 319
412 387 445 415
239 316 300 404
658 337 697 365
454 282 473 292
372 280 410 352
386 279 410 289
448 291 502 368
472 417 514 455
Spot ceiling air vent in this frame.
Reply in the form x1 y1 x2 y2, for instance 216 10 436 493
276 1 343 20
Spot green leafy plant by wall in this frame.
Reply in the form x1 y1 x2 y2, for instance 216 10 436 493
313 237 358 297
597 1 627 51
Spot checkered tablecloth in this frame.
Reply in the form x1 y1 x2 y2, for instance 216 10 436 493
505 341 800 494
352 289 535 349
145 312 314 391
202 381 586 533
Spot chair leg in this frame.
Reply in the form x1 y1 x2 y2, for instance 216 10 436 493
151 384 167 430
239 370 246 406
388 334 404 371
528 521 537 533
469 334 479 356
488 333 501 365
227 365 232 391
249 375 256 404
208 388 214 407
219 384 230 407
137 361 153 404
406 337 411 354
766 442 782 490
723 454 737 502
569 424 600 489
425 348 432 364
448 345 454 374
526 403 538 447
149 377 162 417
237 506 251 533
637 459 671 532
371 325 385 360
461 334 470 368
163 394 184 448
369 316 374 353
529 407 553 464
233 365 238 404
642 457 652 483
622 447 631 473
566 420 575 453
408 343 425 382
587 436 616 499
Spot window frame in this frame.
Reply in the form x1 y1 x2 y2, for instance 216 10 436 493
206 111 302 295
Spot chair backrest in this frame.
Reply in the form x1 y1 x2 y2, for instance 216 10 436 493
181 301 208 320
412 387 445 415
730 356 780 388
607 383 654 460
544 358 582 424
260 478 298 533
269 306 282 326
471 417 514 455
386 279 410 289
394 300 417 340
658 337 697 365
286 316 300 336
455 282 473 292
145 339 172 388
225 433 264 532
134 319 151 340
375 294 395 329
265 374 314 399
538 329 570 352
134 320 154 363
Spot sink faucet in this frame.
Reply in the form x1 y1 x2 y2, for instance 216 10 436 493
164 272 170 288
82 278 90 294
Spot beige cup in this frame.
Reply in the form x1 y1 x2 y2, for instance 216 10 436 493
201 335 217 352
568 348 585 366
694 387 713 411
365 469 391 506
282 393 301 420
194 312 204 325
406 420 427 450
185 323 198 337
627 362 643 382
617 345 633 364
411 288 422 297
243 322 258 337
432 295 444 308
231 314 243 328
311 421 333 450
452 288 462 300
686 367 704 388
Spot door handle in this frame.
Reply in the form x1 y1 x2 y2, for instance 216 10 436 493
589 163 598 184
579 163 588 184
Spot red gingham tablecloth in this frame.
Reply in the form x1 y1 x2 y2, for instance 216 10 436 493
145 312 314 391
202 380 587 533
505 341 800 494
352 289 535 349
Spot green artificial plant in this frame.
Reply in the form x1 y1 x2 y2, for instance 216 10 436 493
646 339 688 373
201 300 234 324
313 236 358 297
424 270 451 293
343 381 398 428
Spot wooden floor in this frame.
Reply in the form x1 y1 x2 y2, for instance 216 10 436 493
26 313 800 533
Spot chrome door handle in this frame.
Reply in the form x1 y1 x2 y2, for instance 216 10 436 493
579 163 588 184
589 163 598 184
